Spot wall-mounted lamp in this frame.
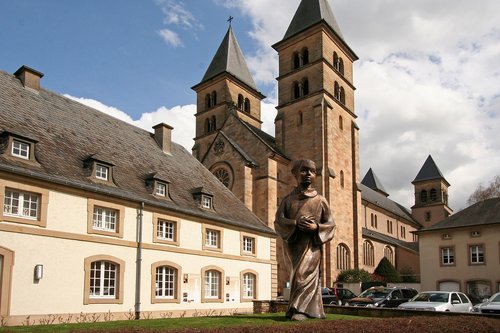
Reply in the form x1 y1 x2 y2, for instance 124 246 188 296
34 264 44 280
183 274 188 283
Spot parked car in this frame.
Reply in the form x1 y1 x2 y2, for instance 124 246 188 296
472 292 500 314
344 286 418 308
398 291 473 312
321 287 356 305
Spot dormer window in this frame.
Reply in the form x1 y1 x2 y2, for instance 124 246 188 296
192 187 214 210
202 195 212 209
155 182 167 197
12 140 30 159
1 132 38 163
84 155 114 184
145 173 171 200
95 164 109 181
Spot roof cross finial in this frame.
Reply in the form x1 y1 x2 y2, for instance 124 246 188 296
227 16 234 25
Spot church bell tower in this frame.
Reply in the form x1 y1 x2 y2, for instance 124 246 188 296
272 0 361 286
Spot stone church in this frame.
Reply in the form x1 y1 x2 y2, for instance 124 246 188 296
191 0 453 296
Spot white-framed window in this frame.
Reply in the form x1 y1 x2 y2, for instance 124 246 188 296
89 261 117 299
242 273 255 298
157 219 175 241
242 236 255 254
11 140 30 159
93 206 117 232
205 229 219 248
441 247 454 265
201 195 212 209
3 189 39 220
155 182 167 197
95 164 109 180
470 245 484 264
204 270 220 299
155 266 176 299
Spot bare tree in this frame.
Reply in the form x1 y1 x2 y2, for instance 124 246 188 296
467 175 500 205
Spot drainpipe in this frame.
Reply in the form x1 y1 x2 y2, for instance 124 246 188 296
135 202 144 320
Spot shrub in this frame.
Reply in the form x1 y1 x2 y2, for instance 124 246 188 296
336 269 372 282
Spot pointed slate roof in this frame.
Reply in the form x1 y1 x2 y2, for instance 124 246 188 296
283 0 344 41
362 168 388 197
413 155 449 185
197 25 257 91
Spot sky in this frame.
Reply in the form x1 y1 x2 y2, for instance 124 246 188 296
1 0 499 212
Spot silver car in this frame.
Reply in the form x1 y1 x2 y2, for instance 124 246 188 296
398 291 473 312
472 292 500 314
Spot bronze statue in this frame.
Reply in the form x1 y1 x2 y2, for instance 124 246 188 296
274 159 336 320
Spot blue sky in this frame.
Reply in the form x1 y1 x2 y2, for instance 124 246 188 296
2 0 500 211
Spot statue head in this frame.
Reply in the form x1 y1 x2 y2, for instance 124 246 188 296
291 159 317 188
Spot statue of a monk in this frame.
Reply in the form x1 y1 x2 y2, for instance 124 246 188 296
274 159 336 321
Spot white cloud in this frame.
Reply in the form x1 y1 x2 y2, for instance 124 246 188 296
158 28 183 48
65 94 196 152
155 0 203 47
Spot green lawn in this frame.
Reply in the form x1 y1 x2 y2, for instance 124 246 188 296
0 313 365 333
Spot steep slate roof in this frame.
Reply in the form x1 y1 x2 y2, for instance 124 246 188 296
360 183 420 227
413 155 449 185
283 0 345 41
361 168 388 197
0 69 275 236
197 26 257 91
418 197 500 233
362 228 419 253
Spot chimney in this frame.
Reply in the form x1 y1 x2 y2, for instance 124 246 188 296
153 123 173 154
14 65 44 92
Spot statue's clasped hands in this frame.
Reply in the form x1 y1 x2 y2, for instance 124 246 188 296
297 215 318 232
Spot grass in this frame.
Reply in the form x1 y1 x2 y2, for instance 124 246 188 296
0 313 365 333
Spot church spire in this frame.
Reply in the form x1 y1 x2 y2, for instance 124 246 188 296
413 155 449 186
283 0 344 40
197 25 257 91
362 168 389 197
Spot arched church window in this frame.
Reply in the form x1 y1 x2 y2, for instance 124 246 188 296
211 91 217 106
302 79 309 96
430 188 437 201
212 165 233 189
334 81 340 100
237 94 244 109
340 87 345 104
210 116 216 132
339 58 344 75
340 170 345 188
339 115 344 130
244 98 250 113
204 118 210 134
302 48 309 65
420 190 428 202
336 244 350 270
293 82 300 99
293 52 300 69
334 52 339 70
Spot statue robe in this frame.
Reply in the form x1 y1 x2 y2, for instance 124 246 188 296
274 187 336 319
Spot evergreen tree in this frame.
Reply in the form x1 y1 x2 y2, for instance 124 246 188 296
374 257 401 282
